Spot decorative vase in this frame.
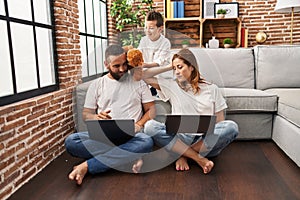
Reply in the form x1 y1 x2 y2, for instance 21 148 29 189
224 44 231 48
209 36 219 49
182 44 189 48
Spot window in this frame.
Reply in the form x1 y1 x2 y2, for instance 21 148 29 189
0 0 58 106
78 0 108 82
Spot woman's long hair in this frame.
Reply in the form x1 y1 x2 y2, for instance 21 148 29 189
172 48 206 94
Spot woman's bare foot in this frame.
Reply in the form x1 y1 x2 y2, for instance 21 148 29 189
175 156 190 171
68 161 88 185
196 157 214 174
132 158 143 173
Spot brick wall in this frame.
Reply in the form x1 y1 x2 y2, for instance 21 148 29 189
108 0 300 46
0 0 81 199
239 0 300 46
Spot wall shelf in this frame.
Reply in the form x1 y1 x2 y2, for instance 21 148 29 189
164 0 241 48
200 18 241 48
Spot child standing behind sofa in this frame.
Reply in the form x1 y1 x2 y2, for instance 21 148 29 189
138 10 172 95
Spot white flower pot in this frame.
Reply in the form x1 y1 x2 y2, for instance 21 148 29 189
217 14 225 19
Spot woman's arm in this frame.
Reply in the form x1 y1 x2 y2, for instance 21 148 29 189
143 62 159 68
143 77 161 90
142 64 173 91
142 64 173 79
215 110 225 123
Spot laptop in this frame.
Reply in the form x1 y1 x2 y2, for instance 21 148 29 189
164 115 216 136
86 119 135 146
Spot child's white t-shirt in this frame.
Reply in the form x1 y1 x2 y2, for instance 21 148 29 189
138 34 171 67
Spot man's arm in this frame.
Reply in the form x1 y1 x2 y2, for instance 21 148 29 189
135 101 156 132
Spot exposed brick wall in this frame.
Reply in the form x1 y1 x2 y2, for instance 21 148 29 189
107 0 119 45
107 0 300 47
0 0 81 199
238 0 300 46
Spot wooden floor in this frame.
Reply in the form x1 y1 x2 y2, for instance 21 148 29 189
8 141 300 200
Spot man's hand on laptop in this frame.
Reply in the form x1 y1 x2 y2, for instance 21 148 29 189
97 110 112 120
83 108 111 121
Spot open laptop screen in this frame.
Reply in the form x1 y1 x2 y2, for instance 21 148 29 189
86 119 135 146
164 115 216 135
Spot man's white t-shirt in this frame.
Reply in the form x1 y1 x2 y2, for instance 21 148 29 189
84 73 154 122
157 78 227 115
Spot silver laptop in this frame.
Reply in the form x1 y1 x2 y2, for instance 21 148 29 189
86 119 135 146
164 115 216 136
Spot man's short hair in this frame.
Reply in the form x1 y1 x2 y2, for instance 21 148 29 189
146 10 164 27
105 44 125 63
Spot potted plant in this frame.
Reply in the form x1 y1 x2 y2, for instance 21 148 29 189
217 9 227 18
110 0 153 47
223 38 233 48
181 39 190 48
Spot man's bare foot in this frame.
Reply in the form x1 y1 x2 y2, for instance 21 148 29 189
132 158 143 173
68 161 88 185
175 156 190 171
196 157 214 174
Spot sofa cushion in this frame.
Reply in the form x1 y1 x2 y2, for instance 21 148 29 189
265 89 300 128
254 45 300 90
189 48 255 88
221 88 278 113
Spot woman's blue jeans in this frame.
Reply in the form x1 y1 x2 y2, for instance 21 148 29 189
65 132 153 174
144 119 239 157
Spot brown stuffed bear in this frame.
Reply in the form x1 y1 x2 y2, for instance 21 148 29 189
127 48 144 67
125 48 144 81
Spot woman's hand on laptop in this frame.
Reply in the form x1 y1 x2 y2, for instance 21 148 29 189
135 123 143 133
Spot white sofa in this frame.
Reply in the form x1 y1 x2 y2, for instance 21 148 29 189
253 46 300 167
73 45 300 167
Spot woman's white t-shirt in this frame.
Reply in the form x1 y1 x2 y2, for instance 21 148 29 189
157 77 227 115
84 73 154 122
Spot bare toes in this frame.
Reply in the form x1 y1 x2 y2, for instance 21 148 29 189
132 159 143 173
68 162 88 185
203 160 214 174
175 157 189 171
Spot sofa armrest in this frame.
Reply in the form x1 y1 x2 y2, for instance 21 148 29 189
73 80 93 132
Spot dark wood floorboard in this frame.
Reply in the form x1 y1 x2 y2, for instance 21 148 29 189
8 141 300 200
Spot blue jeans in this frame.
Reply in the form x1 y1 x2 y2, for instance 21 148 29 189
144 119 238 157
65 132 153 174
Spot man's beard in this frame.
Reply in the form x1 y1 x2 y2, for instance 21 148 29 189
109 68 128 81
